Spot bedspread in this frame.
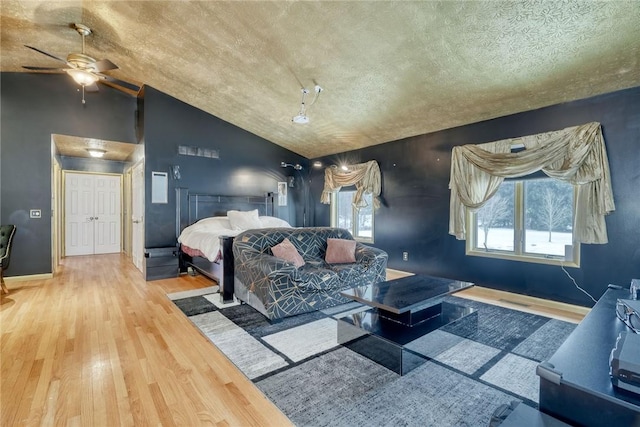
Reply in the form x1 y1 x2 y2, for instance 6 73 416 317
178 215 291 262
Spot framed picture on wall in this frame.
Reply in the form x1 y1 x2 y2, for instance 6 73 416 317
278 182 287 206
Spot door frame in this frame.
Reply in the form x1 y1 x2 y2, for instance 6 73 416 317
62 170 124 257
52 158 63 271
130 160 145 272
123 167 133 256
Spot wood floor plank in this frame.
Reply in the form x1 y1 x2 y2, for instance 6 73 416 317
456 285 588 323
1 253 292 427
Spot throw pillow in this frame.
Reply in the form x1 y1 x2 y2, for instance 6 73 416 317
271 238 305 267
227 209 261 230
325 238 357 264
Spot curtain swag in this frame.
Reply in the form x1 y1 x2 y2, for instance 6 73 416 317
449 122 615 244
321 160 381 210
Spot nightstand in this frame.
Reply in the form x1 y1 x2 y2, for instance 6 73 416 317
144 247 179 281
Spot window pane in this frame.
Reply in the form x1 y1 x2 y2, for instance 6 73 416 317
475 181 515 251
336 191 353 230
355 193 373 239
524 179 573 256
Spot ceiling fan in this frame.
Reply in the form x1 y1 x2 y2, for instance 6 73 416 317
23 23 139 104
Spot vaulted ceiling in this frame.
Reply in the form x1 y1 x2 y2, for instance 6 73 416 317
2 1 639 158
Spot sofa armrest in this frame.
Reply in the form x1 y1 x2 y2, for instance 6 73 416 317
355 243 388 266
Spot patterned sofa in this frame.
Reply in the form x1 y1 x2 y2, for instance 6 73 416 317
233 227 388 321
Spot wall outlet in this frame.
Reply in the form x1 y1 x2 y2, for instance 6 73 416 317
30 209 42 219
402 251 408 261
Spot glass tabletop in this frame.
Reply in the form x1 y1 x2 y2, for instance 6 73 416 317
340 274 473 314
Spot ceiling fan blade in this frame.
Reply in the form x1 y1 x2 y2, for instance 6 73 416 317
85 83 100 92
22 66 66 71
24 45 67 64
97 74 141 94
92 59 118 72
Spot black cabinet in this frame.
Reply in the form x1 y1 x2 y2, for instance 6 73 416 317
144 247 179 281
538 288 640 426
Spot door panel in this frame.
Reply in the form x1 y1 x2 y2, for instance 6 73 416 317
65 173 94 256
94 174 121 254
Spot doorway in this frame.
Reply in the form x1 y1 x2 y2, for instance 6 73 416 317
64 171 122 256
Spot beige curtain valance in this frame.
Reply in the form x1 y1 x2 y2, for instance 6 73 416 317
449 122 615 244
321 160 381 209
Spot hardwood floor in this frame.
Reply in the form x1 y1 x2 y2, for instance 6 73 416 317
1 254 292 427
386 268 589 324
456 286 589 324
1 256 588 426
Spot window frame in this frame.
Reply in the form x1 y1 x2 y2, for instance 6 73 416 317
466 178 580 267
330 189 375 243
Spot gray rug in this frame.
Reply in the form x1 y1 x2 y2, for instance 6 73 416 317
168 291 576 426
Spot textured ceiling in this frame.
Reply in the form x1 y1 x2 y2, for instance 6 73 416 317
2 1 639 159
52 134 137 161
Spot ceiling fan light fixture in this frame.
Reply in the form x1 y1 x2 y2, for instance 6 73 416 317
67 68 99 86
86 148 106 158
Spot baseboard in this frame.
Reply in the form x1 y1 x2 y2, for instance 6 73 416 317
4 273 54 282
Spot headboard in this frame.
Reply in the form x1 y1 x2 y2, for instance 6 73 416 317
175 188 275 238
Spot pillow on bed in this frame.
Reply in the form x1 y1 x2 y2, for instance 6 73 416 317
228 209 261 230
259 216 292 228
325 238 357 264
271 238 305 267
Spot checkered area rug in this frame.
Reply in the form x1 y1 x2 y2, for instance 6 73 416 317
169 288 575 427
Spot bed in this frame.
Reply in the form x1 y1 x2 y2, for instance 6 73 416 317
176 189 291 302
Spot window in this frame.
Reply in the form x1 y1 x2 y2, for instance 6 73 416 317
331 190 374 243
467 178 579 266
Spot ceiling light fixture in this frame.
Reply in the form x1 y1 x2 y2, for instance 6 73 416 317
86 148 106 158
66 68 99 87
66 24 104 105
292 85 323 124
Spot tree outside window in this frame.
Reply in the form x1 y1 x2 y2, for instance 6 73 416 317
524 179 573 256
470 177 577 265
331 190 374 242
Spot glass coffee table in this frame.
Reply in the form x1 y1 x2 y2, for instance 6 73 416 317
337 274 477 375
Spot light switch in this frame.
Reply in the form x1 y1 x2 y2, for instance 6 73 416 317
30 209 42 219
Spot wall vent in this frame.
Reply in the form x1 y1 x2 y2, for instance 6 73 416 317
178 145 219 159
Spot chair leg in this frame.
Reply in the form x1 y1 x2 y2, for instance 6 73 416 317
0 268 8 294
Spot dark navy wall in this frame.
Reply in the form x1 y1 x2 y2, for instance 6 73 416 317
311 86 640 307
1 73 307 276
0 73 137 276
140 86 307 248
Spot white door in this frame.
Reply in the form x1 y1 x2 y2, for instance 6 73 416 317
93 175 121 254
131 162 144 272
65 172 121 256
